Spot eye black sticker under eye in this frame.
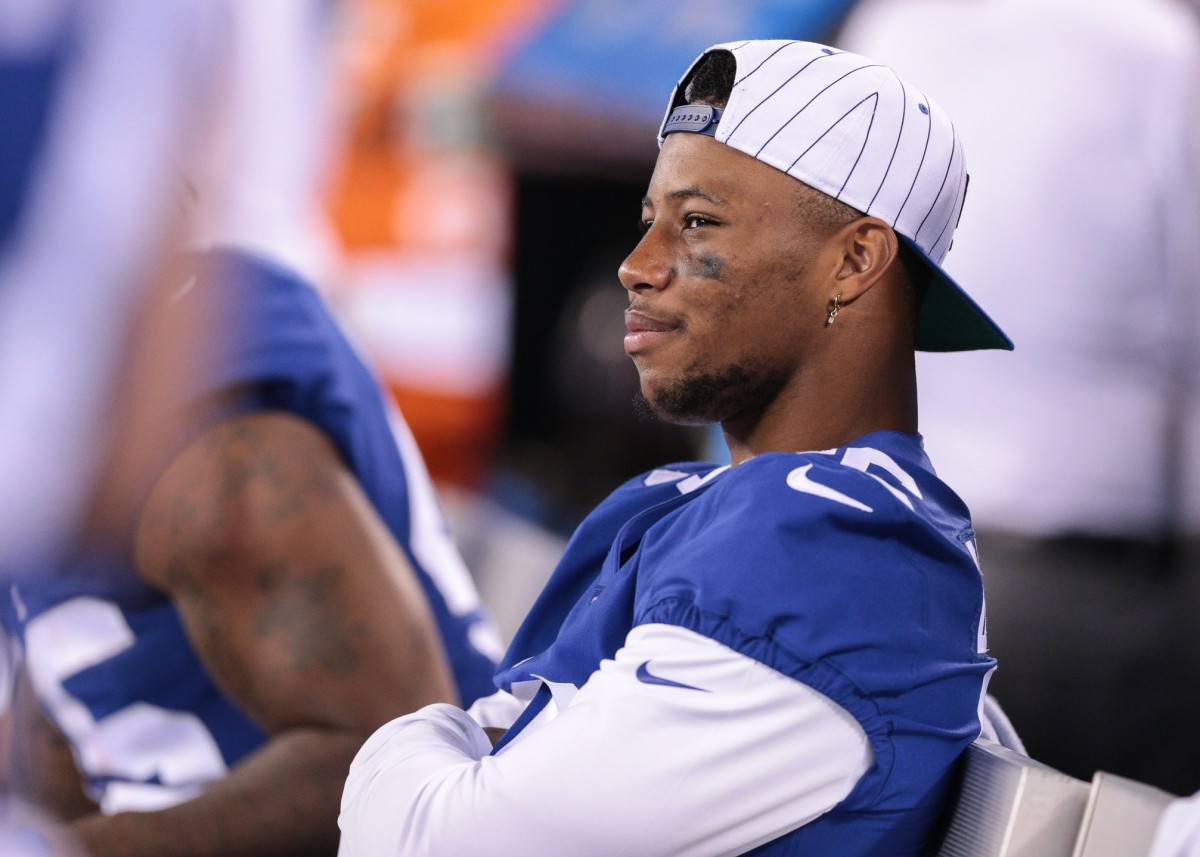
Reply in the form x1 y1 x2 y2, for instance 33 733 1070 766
686 252 726 281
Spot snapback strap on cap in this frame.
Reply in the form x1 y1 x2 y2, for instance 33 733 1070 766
662 104 723 138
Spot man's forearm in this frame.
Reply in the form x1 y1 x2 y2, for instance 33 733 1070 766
6 669 99 823
69 729 362 857
340 626 872 857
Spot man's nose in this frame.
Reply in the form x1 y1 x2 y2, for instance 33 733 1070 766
618 229 673 293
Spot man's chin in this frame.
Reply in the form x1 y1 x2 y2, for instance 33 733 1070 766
631 389 720 427
632 362 782 427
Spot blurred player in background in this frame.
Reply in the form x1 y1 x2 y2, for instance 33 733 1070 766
0 1 501 854
0 0 212 577
338 39 1011 857
1 3 226 849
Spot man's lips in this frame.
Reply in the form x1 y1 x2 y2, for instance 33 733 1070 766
624 309 679 355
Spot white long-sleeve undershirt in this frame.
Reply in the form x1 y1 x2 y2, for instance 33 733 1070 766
338 623 873 857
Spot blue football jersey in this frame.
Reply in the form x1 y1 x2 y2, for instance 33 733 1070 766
3 248 501 812
495 432 994 856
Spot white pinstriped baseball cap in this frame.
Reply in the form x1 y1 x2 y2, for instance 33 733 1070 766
659 40 1012 352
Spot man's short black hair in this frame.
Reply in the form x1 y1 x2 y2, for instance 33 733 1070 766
684 50 736 107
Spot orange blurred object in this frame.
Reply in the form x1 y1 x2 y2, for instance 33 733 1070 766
328 0 558 489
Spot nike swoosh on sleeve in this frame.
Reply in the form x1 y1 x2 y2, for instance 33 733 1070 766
635 661 710 692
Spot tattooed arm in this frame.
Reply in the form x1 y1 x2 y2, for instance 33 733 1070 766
68 411 457 857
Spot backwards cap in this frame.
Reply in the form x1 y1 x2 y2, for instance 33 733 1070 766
660 40 1012 352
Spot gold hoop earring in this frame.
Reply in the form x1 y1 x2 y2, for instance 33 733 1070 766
827 294 841 326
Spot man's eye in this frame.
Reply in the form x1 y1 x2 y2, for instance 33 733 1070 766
638 219 653 233
683 214 712 229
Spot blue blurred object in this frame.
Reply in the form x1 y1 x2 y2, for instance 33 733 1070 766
495 0 860 120
0 17 70 249
704 423 732 465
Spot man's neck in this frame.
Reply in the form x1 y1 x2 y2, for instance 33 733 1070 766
722 350 918 465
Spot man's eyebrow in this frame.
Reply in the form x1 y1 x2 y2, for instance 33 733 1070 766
641 186 729 208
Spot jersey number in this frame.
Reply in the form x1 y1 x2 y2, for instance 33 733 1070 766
23 596 226 812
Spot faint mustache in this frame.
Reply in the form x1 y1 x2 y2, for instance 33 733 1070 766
624 307 682 332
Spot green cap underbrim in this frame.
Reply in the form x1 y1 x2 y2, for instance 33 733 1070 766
902 235 1014 352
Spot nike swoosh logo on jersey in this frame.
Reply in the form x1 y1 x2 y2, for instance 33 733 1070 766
635 661 709 692
786 464 873 512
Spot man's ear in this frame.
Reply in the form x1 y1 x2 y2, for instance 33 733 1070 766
831 217 899 303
